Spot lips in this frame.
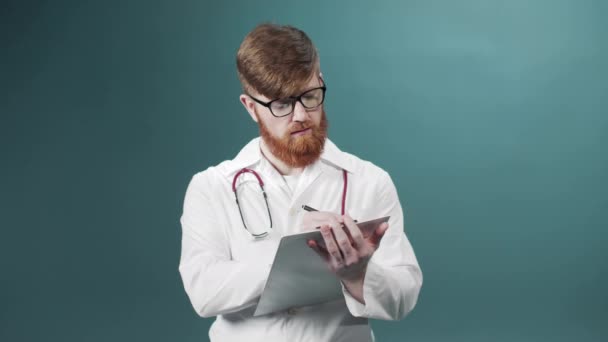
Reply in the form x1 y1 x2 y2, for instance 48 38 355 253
290 127 311 135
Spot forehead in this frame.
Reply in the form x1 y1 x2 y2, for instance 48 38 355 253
291 75 321 95
301 75 322 90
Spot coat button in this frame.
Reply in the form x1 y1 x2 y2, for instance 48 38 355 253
289 208 297 217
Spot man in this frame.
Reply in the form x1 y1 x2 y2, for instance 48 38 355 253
179 23 422 342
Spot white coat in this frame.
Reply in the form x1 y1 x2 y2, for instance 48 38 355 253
179 137 422 342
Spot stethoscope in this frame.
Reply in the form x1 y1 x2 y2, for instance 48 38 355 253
232 167 348 239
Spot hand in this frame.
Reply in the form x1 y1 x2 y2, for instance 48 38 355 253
299 210 344 233
307 214 389 302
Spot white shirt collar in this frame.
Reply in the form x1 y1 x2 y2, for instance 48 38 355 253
222 137 354 177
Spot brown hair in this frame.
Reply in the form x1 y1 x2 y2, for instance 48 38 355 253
236 23 320 99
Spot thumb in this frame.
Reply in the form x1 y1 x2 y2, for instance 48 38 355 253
369 222 389 247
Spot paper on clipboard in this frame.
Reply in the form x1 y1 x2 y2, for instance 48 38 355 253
253 216 390 316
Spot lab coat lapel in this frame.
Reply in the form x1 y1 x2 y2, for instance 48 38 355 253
258 157 292 199
290 160 324 205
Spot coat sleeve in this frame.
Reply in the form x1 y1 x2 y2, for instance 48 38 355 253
178 172 270 318
342 170 423 320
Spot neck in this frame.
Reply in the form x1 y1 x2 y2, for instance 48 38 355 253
259 138 304 176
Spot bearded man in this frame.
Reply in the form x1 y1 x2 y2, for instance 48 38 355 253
178 23 422 342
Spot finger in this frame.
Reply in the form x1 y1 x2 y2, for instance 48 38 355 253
306 212 344 231
320 224 344 267
300 212 318 232
310 237 329 254
342 214 365 249
330 218 356 265
328 214 344 229
369 222 389 247
307 239 329 262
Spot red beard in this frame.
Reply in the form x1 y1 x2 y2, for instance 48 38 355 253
258 110 328 168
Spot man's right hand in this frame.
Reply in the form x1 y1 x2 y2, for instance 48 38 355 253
299 211 344 233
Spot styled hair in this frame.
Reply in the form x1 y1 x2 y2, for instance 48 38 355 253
236 23 320 99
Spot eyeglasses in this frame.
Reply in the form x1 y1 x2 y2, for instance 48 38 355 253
249 82 327 117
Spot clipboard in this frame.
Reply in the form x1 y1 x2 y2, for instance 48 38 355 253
253 216 390 316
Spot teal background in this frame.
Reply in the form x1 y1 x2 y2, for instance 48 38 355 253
1 0 607 341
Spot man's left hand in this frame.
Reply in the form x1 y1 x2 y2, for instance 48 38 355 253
307 214 389 303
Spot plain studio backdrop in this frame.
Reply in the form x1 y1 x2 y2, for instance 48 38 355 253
1 1 606 341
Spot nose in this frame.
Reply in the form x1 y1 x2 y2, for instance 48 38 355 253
291 100 309 122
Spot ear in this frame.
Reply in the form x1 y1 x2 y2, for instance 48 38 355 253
239 94 259 123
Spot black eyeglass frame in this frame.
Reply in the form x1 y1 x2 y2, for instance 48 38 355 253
248 81 327 118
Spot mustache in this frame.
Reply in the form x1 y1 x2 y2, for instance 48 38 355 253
288 122 313 134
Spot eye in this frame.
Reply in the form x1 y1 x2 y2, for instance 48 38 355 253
303 93 318 101
273 99 292 109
